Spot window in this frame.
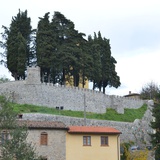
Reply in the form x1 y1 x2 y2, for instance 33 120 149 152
101 136 108 146
1 130 9 144
83 136 91 146
40 132 48 145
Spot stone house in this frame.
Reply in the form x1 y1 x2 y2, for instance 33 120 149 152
18 120 68 160
124 91 140 99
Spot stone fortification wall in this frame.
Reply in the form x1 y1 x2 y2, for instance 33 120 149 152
21 100 153 147
0 80 144 114
0 66 145 113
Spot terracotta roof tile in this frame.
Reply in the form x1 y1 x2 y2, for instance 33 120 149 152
17 120 68 129
68 126 121 134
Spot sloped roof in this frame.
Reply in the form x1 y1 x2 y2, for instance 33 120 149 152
17 120 68 130
124 93 140 97
68 126 121 134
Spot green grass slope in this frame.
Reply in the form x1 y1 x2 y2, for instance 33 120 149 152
13 103 147 122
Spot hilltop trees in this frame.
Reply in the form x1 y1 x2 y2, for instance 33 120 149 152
1 10 121 93
88 32 121 93
36 12 55 83
0 96 40 160
36 11 93 87
1 9 35 80
52 12 92 87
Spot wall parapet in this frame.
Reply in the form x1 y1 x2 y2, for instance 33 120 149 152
0 79 145 114
0 67 145 114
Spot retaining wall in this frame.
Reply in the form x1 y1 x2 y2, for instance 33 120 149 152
21 100 153 147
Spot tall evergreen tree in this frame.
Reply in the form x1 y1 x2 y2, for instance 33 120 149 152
52 11 89 86
88 34 102 90
17 32 27 80
1 9 34 80
52 11 75 85
36 12 55 82
88 32 120 93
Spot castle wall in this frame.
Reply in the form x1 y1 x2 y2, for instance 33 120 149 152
0 80 144 114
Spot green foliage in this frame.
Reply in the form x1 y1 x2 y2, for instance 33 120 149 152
0 96 17 129
121 142 133 160
150 103 160 159
121 142 149 160
145 82 160 159
36 11 87 85
36 12 55 83
88 31 121 93
155 145 160 160
1 9 35 80
36 11 120 90
140 81 160 101
0 76 10 83
0 96 40 160
1 10 120 90
12 103 147 122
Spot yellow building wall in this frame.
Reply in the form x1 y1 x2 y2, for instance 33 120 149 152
66 133 120 160
65 75 89 89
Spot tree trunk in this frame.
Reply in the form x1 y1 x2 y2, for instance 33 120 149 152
103 86 105 94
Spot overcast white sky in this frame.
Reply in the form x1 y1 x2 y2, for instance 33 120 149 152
0 0 160 96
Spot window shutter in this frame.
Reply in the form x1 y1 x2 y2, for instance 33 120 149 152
40 132 48 145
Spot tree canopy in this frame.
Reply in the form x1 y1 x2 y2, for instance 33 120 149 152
1 10 121 93
140 81 160 101
1 9 35 80
88 32 121 93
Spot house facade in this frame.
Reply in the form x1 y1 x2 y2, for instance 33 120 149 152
66 126 121 160
20 120 68 160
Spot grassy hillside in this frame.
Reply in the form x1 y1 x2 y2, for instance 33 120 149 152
13 103 147 122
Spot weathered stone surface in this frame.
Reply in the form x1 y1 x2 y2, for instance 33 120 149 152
0 81 144 114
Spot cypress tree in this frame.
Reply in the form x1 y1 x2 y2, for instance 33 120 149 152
88 34 102 90
88 32 120 93
1 9 34 80
17 32 27 80
36 12 54 82
52 11 88 86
